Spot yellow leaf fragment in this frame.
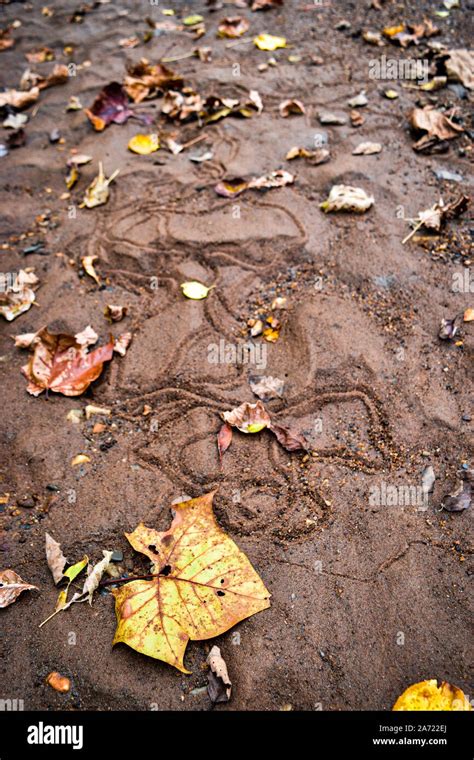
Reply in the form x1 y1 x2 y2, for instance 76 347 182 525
128 133 160 155
253 33 286 51
71 454 90 466
393 680 472 711
180 281 214 300
112 491 270 672
81 255 101 285
463 307 474 322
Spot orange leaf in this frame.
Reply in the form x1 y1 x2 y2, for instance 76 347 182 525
112 491 270 672
19 327 114 396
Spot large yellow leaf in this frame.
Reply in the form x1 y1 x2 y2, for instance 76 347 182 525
112 492 270 672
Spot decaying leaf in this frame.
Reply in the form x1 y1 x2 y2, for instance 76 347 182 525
441 49 474 90
253 33 286 51
124 60 184 103
215 170 294 198
85 82 134 131
128 133 160 155
45 533 67 585
81 162 119 209
0 86 40 110
104 304 127 322
352 142 382 155
113 332 132 356
0 569 37 608
249 375 284 401
320 185 374 213
82 551 113 604
180 281 214 300
403 195 469 244
438 316 459 341
442 475 471 513
0 269 39 322
18 326 114 397
286 146 330 164
409 106 464 152
347 90 368 108
221 401 307 452
218 17 249 38
207 645 232 703
112 491 271 672
279 99 305 117
222 400 271 433
393 680 471 710
81 255 101 285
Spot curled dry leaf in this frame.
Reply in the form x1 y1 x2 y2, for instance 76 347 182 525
207 645 232 704
0 569 37 608
409 106 463 152
81 162 119 209
352 142 382 155
286 146 330 164
113 332 132 356
0 269 39 322
81 255 100 285
270 422 307 452
218 17 249 38
82 551 113 604
320 185 374 213
85 82 134 131
217 422 233 462
221 400 307 453
279 99 305 117
438 317 459 341
393 680 471 711
0 86 40 110
18 326 114 397
222 400 271 433
249 375 284 401
45 533 67 585
442 477 471 512
442 49 474 90
215 170 294 198
112 491 270 672
75 325 99 347
347 91 368 108
124 60 184 103
403 195 469 244
104 304 127 322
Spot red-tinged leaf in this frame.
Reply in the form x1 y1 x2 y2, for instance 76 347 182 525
269 423 307 452
85 82 134 131
217 422 233 462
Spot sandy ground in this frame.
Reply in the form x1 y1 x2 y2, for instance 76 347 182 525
0 0 473 711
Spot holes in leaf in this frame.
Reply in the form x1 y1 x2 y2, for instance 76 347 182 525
216 590 225 597
160 564 172 576
148 544 157 553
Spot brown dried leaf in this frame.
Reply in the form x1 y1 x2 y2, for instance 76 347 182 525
45 533 67 585
0 569 37 608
